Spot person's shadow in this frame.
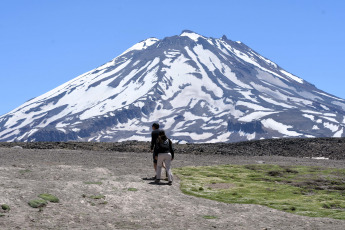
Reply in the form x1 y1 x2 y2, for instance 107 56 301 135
142 177 155 181
142 177 171 186
148 181 171 186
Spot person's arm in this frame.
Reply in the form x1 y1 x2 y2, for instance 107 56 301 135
169 139 174 160
154 139 159 157
151 132 154 151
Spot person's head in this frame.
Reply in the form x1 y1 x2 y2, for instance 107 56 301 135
152 123 159 130
158 130 167 141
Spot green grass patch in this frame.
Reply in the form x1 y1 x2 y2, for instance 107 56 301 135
19 169 31 174
1 204 10 211
38 193 59 203
203 215 217 219
28 199 48 208
90 195 105 199
84 181 102 185
174 164 345 220
127 188 138 192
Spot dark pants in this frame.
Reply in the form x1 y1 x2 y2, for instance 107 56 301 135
153 152 157 163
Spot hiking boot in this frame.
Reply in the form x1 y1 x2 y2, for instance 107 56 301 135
155 179 160 184
164 171 169 181
168 181 172 186
148 176 156 180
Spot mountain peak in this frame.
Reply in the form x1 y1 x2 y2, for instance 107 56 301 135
180 29 196 34
180 30 205 42
121 37 159 55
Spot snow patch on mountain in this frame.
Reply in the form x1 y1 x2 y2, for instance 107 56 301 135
334 128 343 137
180 30 205 42
238 111 279 122
279 70 303 84
324 122 339 132
261 119 301 137
121 38 159 55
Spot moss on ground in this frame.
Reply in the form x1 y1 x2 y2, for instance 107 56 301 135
1 204 10 211
28 193 59 208
28 199 48 208
90 195 105 199
174 164 345 220
19 169 31 174
84 181 102 185
38 193 59 203
202 215 217 219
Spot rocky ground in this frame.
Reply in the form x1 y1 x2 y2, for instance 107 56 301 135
0 138 345 229
1 137 345 159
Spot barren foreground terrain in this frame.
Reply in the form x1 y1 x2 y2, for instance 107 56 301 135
1 144 345 229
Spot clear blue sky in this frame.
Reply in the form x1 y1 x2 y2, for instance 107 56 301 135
1 0 344 116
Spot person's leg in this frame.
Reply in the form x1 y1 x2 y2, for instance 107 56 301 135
153 153 157 178
162 161 168 180
156 154 164 181
164 153 173 182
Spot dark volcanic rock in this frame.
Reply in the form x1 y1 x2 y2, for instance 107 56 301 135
1 137 345 160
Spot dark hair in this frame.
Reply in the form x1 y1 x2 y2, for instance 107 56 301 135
152 123 159 129
158 130 167 141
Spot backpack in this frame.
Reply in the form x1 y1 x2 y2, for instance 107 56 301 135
159 139 170 152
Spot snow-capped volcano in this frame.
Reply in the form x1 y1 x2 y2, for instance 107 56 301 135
1 30 345 143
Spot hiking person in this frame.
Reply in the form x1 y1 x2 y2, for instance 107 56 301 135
154 130 174 185
150 123 162 179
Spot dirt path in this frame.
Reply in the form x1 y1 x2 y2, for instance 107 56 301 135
1 148 345 229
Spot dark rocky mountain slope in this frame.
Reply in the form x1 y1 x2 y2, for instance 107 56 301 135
1 137 345 160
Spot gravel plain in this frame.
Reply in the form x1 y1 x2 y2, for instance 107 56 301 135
0 142 345 229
